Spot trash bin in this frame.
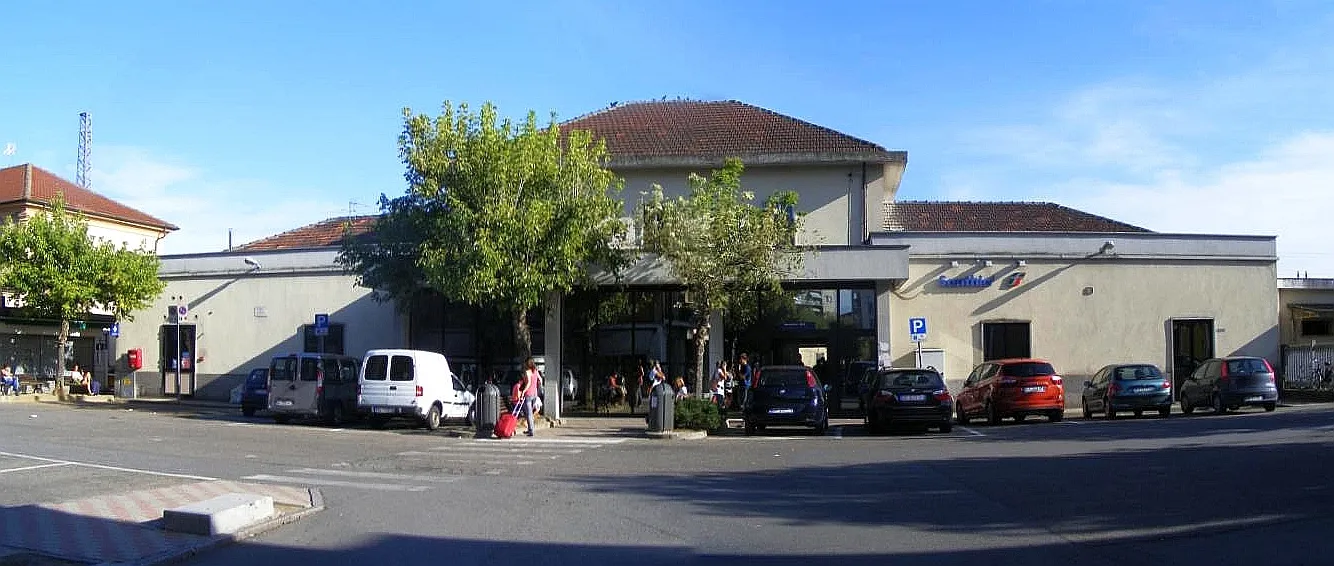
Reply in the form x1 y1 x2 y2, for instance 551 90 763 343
475 383 500 436
647 382 674 432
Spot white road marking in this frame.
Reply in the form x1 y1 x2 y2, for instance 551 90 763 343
394 452 535 465
0 450 217 481
0 462 72 474
430 446 583 454
286 468 461 483
959 426 985 437
473 437 627 445
242 474 431 492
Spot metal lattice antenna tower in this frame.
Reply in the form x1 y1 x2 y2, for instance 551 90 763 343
77 112 92 189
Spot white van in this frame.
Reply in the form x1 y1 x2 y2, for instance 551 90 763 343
357 349 474 430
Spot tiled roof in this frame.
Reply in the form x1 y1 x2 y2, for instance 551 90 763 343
235 215 377 251
0 164 176 230
561 100 900 165
883 201 1151 233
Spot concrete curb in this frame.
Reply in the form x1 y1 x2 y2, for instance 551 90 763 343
116 488 325 566
644 429 708 440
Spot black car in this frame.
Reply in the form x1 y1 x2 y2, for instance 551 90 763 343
1081 363 1172 419
862 368 953 433
742 365 829 435
240 367 269 417
1180 356 1278 414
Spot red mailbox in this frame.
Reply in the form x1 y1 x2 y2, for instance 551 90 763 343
127 348 143 371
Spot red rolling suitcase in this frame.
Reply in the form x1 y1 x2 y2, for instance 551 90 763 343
495 400 523 439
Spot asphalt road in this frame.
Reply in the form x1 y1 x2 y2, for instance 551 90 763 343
3 400 1334 565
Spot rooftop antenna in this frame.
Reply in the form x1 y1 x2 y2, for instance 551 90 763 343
77 112 92 189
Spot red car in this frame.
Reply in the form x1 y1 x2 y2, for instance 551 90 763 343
956 358 1066 425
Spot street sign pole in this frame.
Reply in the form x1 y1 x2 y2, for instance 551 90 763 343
174 321 181 402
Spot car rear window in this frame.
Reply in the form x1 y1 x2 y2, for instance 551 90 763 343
758 369 814 388
1226 358 1271 375
877 371 944 389
1114 366 1161 381
270 357 296 381
363 355 388 381
1002 362 1056 377
389 356 415 382
300 358 321 382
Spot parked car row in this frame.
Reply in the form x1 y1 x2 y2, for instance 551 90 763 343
242 349 476 430
848 355 1279 435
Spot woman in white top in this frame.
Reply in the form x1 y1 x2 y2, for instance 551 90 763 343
711 361 728 409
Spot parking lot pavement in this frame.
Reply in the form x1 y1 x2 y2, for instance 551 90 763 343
0 449 319 565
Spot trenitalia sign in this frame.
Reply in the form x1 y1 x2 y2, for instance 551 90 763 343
937 275 996 288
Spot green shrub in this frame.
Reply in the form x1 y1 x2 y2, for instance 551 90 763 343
674 397 722 431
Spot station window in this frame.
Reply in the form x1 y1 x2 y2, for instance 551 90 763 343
982 322 1031 360
1302 319 1334 337
303 323 345 355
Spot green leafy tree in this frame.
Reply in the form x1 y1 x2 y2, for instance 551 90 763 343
340 101 631 361
0 197 166 398
637 158 805 395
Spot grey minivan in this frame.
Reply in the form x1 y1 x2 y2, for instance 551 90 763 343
268 353 362 425
1179 356 1278 415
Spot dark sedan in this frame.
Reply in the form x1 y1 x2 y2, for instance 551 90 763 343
1081 364 1172 419
240 367 269 417
862 368 953 433
742 365 829 435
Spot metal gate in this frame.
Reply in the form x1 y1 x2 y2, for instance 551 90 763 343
1281 344 1334 390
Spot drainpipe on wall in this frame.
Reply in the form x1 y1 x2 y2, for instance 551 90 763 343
860 162 868 244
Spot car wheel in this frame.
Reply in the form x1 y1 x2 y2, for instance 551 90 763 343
1158 406 1171 417
1048 409 1063 422
1263 402 1276 412
242 406 256 417
1013 413 1026 423
425 404 442 430
1181 395 1195 415
1213 393 1227 414
1081 399 1092 419
939 420 953 433
985 402 1001 426
957 404 970 426
368 415 386 429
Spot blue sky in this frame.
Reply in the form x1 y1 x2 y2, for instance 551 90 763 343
2 1 1332 275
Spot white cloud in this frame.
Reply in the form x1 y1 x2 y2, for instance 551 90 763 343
1043 131 1334 277
89 146 354 255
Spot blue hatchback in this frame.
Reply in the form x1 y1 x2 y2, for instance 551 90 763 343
1082 364 1172 419
241 368 269 417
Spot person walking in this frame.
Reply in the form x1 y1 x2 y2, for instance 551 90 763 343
514 357 541 437
711 361 728 411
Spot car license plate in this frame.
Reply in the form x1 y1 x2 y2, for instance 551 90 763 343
1022 386 1045 393
769 408 795 414
1133 386 1155 393
372 407 394 414
899 394 926 402
274 399 294 407
255 389 267 395
1245 396 1263 402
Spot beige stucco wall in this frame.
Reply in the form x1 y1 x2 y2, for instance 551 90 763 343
1278 287 1334 346
886 258 1279 389
116 271 404 398
617 163 888 246
86 218 165 252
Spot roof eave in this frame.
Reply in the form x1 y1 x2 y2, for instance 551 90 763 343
607 150 906 170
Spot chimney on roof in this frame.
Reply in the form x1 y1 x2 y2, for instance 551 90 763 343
22 163 32 199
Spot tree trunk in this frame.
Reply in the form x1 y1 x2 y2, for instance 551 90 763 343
56 319 69 401
513 308 532 363
692 312 710 397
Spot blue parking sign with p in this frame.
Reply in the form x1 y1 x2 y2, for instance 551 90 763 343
909 317 927 336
